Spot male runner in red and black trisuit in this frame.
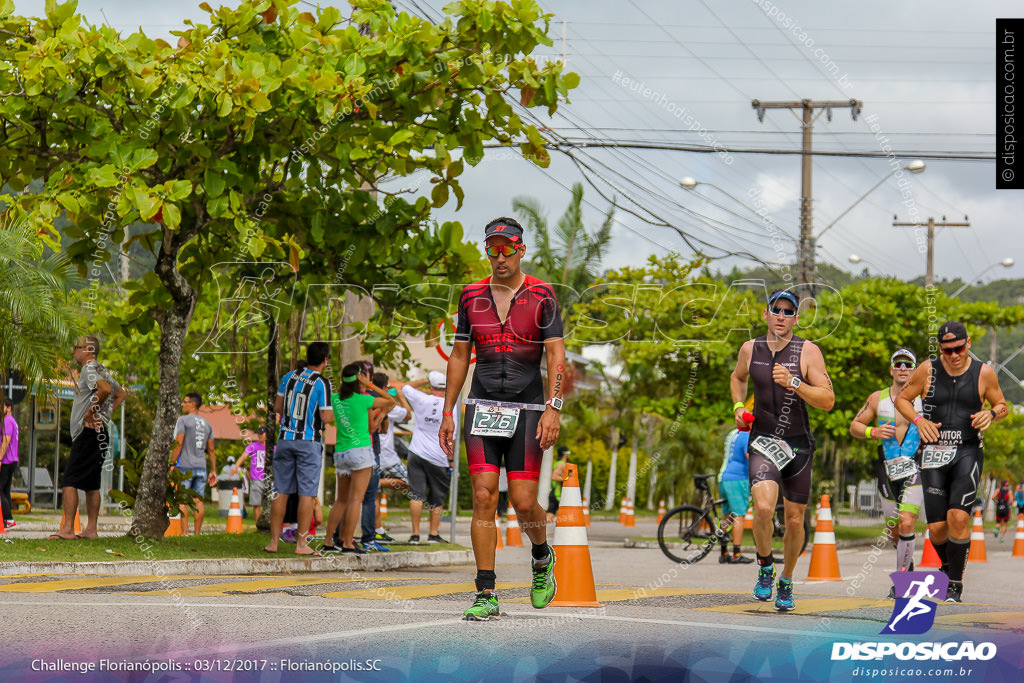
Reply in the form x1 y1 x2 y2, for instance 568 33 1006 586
440 217 565 621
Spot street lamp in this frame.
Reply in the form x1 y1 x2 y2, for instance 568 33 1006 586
950 258 1015 297
679 177 798 244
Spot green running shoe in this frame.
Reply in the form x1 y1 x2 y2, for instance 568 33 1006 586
530 544 557 609
462 592 500 621
775 577 795 612
753 564 776 601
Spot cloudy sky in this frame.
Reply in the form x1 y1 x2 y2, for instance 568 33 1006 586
15 0 1017 285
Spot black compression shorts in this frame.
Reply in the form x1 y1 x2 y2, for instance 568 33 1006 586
464 403 543 482
747 433 814 505
917 446 983 524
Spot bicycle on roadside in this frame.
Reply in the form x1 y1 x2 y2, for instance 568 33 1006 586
657 473 810 565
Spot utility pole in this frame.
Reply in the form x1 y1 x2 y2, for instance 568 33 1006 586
891 216 970 287
752 99 863 297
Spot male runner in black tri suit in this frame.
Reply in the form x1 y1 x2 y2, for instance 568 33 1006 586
440 217 565 621
895 321 1007 602
730 289 834 611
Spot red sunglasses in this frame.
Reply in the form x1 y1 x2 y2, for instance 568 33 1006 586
940 342 968 356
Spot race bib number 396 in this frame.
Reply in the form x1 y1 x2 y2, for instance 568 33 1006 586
470 406 520 438
920 445 957 469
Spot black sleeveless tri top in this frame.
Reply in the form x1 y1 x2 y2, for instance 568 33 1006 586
749 335 811 439
922 358 983 447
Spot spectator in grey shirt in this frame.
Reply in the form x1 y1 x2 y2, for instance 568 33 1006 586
169 393 217 535
52 335 126 540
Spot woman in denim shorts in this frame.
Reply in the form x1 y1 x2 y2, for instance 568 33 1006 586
323 362 395 553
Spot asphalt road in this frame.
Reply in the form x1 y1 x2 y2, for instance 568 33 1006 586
1 519 1021 682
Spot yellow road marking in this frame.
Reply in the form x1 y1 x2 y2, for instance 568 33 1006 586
319 581 529 600
159 576 421 597
0 575 206 593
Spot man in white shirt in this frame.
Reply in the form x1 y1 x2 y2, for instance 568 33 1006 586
401 371 456 543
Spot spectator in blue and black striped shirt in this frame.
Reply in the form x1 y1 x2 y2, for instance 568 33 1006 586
263 341 333 556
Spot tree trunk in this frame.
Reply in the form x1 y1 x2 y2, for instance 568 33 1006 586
130 287 196 537
130 226 199 539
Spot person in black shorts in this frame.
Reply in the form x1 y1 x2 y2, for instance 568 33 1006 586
439 217 565 621
895 321 1007 603
729 289 834 611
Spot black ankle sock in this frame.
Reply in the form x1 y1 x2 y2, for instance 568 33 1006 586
757 552 774 567
733 545 742 556
946 537 970 581
475 569 496 593
531 542 549 561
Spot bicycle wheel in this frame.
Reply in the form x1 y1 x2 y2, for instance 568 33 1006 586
658 505 718 564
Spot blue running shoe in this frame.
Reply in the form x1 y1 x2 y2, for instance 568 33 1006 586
775 577 795 612
753 565 776 601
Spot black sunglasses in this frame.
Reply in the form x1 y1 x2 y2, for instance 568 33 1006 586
768 305 797 318
941 342 968 356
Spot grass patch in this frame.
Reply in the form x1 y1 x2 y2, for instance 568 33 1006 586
0 532 467 564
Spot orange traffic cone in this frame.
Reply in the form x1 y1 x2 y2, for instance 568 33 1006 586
1012 514 1024 558
618 497 627 525
919 529 941 567
813 502 820 527
805 494 842 581
380 494 388 519
225 488 244 534
506 508 523 547
61 508 82 535
744 502 754 530
550 464 603 607
164 507 183 537
624 497 635 528
494 512 504 549
968 508 987 562
657 499 666 525
582 497 590 527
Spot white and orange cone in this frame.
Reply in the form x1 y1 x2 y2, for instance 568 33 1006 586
657 499 666 525
506 508 523 547
550 464 603 607
61 508 82 535
968 508 987 563
164 510 184 537
919 528 941 567
624 497 635 528
618 497 627 525
380 494 388 519
744 502 754 530
805 494 842 581
494 512 504 549
225 488 244 534
1012 513 1024 558
582 497 591 527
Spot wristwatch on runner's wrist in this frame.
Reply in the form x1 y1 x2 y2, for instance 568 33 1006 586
788 376 802 390
546 397 563 411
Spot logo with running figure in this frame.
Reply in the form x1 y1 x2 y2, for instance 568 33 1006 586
881 571 949 635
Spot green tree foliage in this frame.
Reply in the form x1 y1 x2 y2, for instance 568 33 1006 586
0 213 82 385
0 0 578 537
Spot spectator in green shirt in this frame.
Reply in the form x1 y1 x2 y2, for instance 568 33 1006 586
323 362 394 554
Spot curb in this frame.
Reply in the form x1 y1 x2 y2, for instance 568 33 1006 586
0 550 475 577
